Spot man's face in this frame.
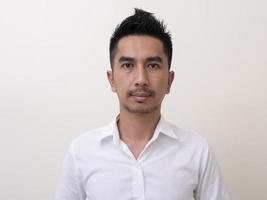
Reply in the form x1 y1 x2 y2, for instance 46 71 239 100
107 35 174 114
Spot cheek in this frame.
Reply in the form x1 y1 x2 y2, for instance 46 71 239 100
114 76 131 93
154 77 169 93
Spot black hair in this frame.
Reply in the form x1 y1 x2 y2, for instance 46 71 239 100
109 8 172 69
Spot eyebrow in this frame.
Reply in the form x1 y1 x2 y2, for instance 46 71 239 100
118 56 162 63
146 56 162 63
118 56 135 63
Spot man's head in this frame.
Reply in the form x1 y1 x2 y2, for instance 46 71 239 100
107 9 174 115
109 8 173 69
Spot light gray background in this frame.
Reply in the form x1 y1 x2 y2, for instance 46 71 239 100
0 0 266 199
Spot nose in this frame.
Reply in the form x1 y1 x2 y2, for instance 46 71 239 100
134 66 149 87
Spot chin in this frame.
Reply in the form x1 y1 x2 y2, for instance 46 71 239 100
125 105 159 114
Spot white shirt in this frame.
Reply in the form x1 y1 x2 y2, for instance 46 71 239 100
54 116 230 200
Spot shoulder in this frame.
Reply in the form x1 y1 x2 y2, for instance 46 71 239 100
167 121 210 152
69 123 112 155
167 122 215 170
171 122 210 145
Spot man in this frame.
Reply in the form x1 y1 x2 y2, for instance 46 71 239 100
54 8 230 200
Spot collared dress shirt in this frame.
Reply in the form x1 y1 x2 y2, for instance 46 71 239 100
54 116 230 200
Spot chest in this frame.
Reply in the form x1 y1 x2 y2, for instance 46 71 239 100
80 147 199 200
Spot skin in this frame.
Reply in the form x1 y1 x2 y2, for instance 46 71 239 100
107 35 175 159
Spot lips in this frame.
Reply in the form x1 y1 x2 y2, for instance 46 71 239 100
131 92 151 97
129 91 152 101
131 95 150 101
128 87 154 102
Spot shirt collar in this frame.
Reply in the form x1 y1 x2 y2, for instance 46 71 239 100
99 115 179 144
153 116 178 140
98 116 119 143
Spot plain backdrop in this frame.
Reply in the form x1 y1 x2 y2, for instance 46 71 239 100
0 0 266 199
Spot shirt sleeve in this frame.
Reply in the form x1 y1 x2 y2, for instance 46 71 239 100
195 140 231 200
54 143 86 200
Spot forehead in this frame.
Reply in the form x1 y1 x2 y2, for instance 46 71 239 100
115 35 166 61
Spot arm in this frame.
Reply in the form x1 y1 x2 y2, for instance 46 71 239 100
54 143 86 200
195 141 231 200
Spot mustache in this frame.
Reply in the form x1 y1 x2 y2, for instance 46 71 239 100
127 87 155 96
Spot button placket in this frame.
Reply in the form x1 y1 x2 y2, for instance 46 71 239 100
132 161 145 200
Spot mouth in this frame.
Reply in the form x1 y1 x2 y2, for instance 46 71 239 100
129 91 153 102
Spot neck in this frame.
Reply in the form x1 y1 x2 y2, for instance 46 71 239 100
117 110 161 143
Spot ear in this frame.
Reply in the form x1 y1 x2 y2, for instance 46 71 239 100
166 71 175 94
107 70 116 92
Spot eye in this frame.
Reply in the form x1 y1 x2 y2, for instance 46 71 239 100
122 63 134 70
147 63 160 70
